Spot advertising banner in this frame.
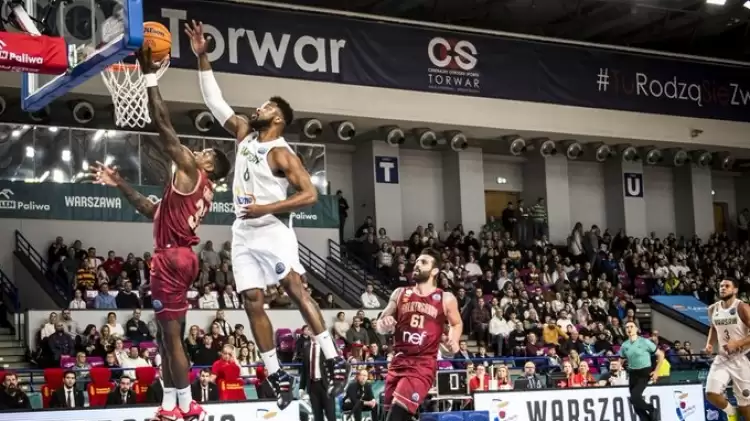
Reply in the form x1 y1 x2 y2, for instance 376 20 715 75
473 383 705 421
148 0 750 122
0 181 338 228
4 400 299 421
651 295 710 328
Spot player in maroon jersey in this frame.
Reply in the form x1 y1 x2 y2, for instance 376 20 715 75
376 248 463 421
91 48 230 421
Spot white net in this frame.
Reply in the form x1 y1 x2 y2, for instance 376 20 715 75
101 59 170 128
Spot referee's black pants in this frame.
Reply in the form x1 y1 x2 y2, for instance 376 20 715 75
629 368 656 421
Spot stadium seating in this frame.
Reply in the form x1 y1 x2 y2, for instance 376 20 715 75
86 367 114 407
133 366 157 403
40 368 64 408
218 363 246 401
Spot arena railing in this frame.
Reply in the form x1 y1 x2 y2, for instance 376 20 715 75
297 242 364 307
327 240 391 300
0 265 20 313
11 355 712 388
14 230 71 305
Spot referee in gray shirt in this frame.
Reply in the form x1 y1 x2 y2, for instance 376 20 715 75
619 321 659 421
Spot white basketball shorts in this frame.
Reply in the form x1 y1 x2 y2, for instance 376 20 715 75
231 218 305 292
706 355 750 406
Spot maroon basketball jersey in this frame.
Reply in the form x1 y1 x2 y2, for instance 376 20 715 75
153 171 214 249
393 287 446 358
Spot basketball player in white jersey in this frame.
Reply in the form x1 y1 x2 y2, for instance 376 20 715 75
185 21 350 408
705 278 750 421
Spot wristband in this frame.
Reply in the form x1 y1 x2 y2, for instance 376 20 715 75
144 73 158 87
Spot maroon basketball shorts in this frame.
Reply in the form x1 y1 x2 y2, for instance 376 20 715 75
383 356 437 414
150 247 198 320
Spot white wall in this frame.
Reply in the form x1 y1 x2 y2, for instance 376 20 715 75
712 172 737 234
325 147 355 239
400 149 445 235
568 161 607 229
644 166 677 237
483 156 524 192
0 220 336 283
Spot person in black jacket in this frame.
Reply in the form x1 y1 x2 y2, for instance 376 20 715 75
124 309 152 344
105 376 136 406
145 366 164 404
300 338 335 421
190 369 219 403
0 373 31 410
49 370 85 408
343 369 378 421
115 281 141 309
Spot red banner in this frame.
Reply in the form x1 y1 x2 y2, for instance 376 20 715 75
0 31 68 74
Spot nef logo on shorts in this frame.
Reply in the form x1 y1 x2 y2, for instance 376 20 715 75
427 37 480 94
402 330 427 346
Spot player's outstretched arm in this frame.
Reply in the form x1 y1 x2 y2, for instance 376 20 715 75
730 302 750 350
184 20 249 141
443 291 463 353
90 162 156 219
265 148 318 213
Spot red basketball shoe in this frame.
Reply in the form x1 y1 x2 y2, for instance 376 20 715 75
181 401 207 421
153 406 184 421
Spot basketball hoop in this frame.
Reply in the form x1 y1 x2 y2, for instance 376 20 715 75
101 58 170 128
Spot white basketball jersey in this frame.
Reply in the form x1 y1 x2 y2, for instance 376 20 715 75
711 299 749 356
232 133 294 226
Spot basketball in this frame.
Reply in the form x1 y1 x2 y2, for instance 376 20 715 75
143 21 172 61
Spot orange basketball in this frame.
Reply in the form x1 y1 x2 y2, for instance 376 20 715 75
143 21 172 61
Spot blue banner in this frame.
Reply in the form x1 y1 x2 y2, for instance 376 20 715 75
651 295 709 327
150 0 750 122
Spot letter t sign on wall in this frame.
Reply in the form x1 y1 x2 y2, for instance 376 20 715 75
375 156 399 184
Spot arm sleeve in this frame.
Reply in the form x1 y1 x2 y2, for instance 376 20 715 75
198 70 235 126
645 338 657 353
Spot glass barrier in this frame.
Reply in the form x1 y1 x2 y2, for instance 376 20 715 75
0 124 328 192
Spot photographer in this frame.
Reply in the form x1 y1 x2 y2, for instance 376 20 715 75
343 370 378 421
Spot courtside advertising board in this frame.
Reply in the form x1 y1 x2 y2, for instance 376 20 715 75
473 383 705 421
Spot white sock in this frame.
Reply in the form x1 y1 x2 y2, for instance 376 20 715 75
261 349 281 374
723 403 736 416
162 387 177 411
315 331 339 360
177 386 192 412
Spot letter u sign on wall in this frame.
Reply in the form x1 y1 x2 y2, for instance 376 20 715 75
624 173 644 198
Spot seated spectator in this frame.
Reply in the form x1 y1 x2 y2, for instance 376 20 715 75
214 261 234 290
0 372 31 410
208 322 227 352
453 340 475 369
572 360 596 387
78 324 98 356
113 339 128 364
346 317 369 345
654 349 671 383
219 241 232 263
101 250 122 278
96 267 110 287
195 262 215 292
192 336 219 367
598 358 628 386
120 345 149 379
191 369 219 403
343 369 378 421
69 289 87 309
360 285 380 309
76 260 97 291
132 260 149 289
125 309 151 343
494 365 513 390
106 376 136 406
198 286 219 309
105 312 125 338
49 322 75 366
237 344 261 377
268 286 292 309
212 310 233 337
40 312 58 340
49 370 84 408
231 324 250 349
94 284 116 309
468 364 491 392
104 352 122 380
145 366 164 404
60 309 80 337
73 352 91 384
219 284 240 309
211 344 239 382
200 241 221 269
116 281 141 309
184 325 202 360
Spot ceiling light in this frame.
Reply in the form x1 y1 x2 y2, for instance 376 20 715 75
82 160 89 171
503 135 526 156
48 126 58 132
92 129 105 142
332 121 356 141
25 146 34 158
106 130 117 137
445 130 468 152
104 155 114 166
707 0 726 5
52 169 64 183
415 129 438 149
11 130 21 138
745 1 750 9
382 126 405 147
61 149 71 162
38 171 50 182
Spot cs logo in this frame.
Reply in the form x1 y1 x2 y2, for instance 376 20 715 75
428 37 478 71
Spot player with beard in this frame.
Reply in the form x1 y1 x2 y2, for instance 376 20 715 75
705 278 750 421
186 21 349 408
376 248 463 421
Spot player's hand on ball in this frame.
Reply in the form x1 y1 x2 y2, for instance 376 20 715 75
135 47 159 73
90 162 121 187
184 20 209 56
239 203 270 219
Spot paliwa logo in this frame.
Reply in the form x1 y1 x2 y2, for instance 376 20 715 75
426 37 480 93
0 188 50 211
291 211 317 221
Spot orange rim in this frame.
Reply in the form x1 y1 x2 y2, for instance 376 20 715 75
107 62 139 72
